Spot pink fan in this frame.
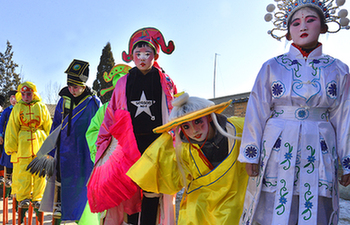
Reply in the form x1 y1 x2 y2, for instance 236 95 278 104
87 109 142 214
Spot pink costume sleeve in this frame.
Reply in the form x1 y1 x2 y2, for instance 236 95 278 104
95 75 128 163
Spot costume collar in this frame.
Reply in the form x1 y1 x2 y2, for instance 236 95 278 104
289 43 323 59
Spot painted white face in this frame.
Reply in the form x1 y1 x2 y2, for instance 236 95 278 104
132 45 158 75
289 7 322 49
181 116 210 142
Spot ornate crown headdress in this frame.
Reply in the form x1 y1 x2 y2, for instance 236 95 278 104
265 0 350 40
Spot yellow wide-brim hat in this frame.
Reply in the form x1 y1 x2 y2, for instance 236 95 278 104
153 100 232 134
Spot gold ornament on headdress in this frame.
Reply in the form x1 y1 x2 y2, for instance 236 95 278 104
265 0 350 40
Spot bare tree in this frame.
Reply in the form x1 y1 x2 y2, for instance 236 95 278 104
44 81 62 104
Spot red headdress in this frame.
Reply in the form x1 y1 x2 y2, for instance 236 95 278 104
122 27 175 63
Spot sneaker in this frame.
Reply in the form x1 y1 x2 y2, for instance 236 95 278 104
32 201 41 209
53 203 61 219
19 199 31 208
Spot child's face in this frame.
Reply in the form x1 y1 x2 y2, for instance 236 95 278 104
10 95 17 106
21 91 33 104
68 85 85 97
288 7 322 49
132 45 158 75
181 116 210 142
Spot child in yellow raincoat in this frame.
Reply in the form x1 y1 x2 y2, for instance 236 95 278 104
127 92 249 224
5 81 52 208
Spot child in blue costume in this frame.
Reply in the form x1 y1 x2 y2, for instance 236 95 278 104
41 59 101 223
0 90 17 187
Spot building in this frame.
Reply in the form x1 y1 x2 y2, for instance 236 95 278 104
210 92 250 118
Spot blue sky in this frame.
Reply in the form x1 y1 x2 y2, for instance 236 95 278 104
2 0 350 103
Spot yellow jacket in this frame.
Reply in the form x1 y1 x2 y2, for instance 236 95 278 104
5 82 52 163
127 116 248 225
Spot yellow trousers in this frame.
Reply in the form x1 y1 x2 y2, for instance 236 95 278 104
13 157 46 202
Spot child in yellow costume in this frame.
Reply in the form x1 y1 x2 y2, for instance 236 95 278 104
127 92 249 224
5 81 52 208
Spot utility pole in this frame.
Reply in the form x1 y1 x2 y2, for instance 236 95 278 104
213 53 219 98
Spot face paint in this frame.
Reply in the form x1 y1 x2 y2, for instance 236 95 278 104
289 7 322 49
137 52 151 60
181 116 210 142
132 45 157 75
21 92 33 104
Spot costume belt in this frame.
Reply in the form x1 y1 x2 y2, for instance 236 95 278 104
271 106 329 121
20 126 38 132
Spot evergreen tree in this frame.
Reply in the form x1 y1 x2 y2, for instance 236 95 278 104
93 42 115 104
0 40 21 107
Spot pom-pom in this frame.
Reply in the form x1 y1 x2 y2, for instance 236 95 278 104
336 0 346 6
266 4 276 12
338 9 348 18
265 13 273 22
172 92 189 107
340 17 350 26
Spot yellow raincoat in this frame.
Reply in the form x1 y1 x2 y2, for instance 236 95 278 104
127 116 248 225
5 81 52 201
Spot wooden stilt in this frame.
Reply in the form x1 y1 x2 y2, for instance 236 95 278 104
12 196 16 225
2 181 8 225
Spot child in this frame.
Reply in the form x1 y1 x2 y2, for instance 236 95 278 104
127 92 248 224
5 82 52 208
238 1 350 224
93 27 177 225
0 90 17 187
39 59 101 223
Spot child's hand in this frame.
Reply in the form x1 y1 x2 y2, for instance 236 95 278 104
339 174 350 187
0 136 3 145
246 163 259 177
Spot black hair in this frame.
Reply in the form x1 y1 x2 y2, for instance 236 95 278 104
132 41 157 55
8 90 17 97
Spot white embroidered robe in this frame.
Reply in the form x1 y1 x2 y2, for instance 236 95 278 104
238 44 350 225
